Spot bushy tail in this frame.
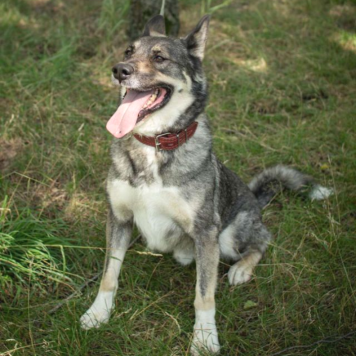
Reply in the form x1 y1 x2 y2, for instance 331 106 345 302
248 165 333 208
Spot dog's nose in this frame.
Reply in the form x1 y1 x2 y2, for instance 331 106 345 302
112 63 134 82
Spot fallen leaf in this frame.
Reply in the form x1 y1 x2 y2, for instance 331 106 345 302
243 300 258 310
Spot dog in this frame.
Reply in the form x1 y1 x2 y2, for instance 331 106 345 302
80 14 332 354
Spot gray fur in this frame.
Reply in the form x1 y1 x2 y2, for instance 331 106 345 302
81 15 331 354
248 164 314 208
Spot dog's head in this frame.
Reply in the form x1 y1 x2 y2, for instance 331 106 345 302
107 15 210 138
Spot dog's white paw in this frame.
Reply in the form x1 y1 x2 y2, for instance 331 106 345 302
191 309 220 355
80 308 111 329
191 324 220 355
80 292 114 330
228 262 253 285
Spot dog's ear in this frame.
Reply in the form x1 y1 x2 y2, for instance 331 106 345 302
142 15 166 37
184 15 210 61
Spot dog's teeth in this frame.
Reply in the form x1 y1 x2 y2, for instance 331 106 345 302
144 91 158 109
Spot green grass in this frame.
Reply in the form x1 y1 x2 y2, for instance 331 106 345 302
1 0 355 355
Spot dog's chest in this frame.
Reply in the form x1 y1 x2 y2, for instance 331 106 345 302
108 155 192 252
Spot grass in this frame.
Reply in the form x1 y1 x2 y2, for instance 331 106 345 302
0 0 355 355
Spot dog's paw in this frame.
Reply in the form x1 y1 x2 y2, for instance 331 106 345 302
80 292 114 330
228 262 253 285
191 310 220 355
80 306 111 330
191 326 220 355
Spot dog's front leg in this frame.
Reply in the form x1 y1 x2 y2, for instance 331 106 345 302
191 226 221 355
80 208 132 329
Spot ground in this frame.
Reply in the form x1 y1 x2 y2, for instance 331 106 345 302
0 0 355 355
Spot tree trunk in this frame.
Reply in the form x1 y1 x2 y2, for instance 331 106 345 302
127 0 180 41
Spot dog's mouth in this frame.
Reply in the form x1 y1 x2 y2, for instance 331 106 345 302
106 86 172 138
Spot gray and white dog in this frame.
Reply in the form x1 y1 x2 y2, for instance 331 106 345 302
80 15 332 354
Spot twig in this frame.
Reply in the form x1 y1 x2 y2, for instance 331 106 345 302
160 0 166 16
48 235 141 314
48 273 102 314
1 341 50 355
129 291 173 321
269 330 356 356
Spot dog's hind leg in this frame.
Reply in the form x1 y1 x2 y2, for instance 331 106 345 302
80 208 132 329
227 249 263 285
219 211 271 286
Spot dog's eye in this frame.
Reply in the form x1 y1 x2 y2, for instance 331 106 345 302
124 47 133 58
154 55 165 63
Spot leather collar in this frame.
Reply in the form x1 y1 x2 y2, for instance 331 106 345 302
133 121 198 151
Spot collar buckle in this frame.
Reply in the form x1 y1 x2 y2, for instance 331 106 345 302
155 132 171 152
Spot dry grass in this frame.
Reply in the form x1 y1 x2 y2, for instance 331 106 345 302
1 0 355 355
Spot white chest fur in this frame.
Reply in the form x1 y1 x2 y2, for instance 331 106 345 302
107 154 194 253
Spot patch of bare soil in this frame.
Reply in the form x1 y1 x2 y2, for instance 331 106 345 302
0 138 23 170
329 4 356 32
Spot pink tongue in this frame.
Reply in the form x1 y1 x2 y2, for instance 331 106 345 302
106 90 153 138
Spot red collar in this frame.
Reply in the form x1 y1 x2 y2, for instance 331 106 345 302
133 121 198 151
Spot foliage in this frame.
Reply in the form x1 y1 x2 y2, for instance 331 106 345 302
0 205 73 291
